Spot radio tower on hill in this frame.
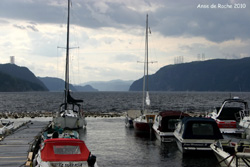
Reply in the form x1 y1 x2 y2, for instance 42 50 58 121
10 56 15 64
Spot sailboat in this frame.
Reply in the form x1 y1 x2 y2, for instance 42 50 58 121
133 14 156 132
53 0 87 129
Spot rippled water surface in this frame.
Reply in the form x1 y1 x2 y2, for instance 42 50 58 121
1 91 250 166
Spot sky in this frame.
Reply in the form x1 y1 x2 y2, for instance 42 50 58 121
0 0 250 84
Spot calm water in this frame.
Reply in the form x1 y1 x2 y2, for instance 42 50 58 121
1 91 250 167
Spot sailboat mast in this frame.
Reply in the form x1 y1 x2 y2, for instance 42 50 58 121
142 14 149 112
146 14 149 93
65 0 70 105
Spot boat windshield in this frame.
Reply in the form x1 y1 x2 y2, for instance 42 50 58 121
192 123 214 136
168 119 180 130
53 145 81 154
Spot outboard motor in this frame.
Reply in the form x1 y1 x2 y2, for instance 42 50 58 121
87 154 96 167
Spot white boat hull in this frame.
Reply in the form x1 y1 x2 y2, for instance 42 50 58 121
152 124 174 142
174 131 215 153
211 142 250 167
53 116 86 129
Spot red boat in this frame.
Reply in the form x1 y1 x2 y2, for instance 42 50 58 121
33 138 97 167
133 114 156 132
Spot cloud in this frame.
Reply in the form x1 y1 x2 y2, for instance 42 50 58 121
0 0 250 83
152 0 250 42
13 24 26 30
27 25 39 32
1 0 250 43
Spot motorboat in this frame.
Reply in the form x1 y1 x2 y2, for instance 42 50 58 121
211 140 250 167
132 14 157 132
208 97 247 134
53 0 86 129
152 110 189 142
33 138 97 167
174 117 223 153
0 120 14 135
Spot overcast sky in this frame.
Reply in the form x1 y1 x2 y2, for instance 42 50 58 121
0 0 250 84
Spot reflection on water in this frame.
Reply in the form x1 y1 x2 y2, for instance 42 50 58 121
78 117 218 167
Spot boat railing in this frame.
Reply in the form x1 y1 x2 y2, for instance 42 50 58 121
237 109 250 121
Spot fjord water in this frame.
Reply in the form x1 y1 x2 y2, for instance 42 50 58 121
1 91 250 166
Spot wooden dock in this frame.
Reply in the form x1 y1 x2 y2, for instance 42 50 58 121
0 119 50 167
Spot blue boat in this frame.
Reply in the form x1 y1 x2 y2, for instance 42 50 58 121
174 117 223 153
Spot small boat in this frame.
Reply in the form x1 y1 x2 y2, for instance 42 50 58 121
211 140 250 167
53 0 86 129
153 110 189 142
132 14 157 132
33 138 97 167
208 97 246 134
174 117 223 153
0 120 14 135
125 110 141 128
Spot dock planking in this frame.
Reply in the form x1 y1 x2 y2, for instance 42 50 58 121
0 120 50 167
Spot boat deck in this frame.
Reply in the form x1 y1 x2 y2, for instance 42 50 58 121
0 119 50 167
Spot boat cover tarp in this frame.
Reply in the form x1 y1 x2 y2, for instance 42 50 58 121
41 138 90 161
181 117 223 139
159 110 189 132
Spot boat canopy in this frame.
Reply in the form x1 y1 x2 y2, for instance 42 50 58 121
41 138 90 162
158 110 189 132
180 117 223 139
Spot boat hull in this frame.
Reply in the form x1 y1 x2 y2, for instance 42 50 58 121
175 136 215 153
210 142 234 167
53 117 86 129
133 121 152 132
211 142 250 167
152 125 174 142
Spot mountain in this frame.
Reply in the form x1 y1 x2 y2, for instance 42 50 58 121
74 85 98 92
38 77 75 92
0 64 48 92
81 79 134 91
129 57 250 92
39 77 98 92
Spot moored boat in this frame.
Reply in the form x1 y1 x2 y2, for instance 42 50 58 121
208 97 246 134
174 117 223 153
211 140 250 167
33 138 97 167
132 14 157 132
153 110 189 142
133 113 156 132
0 120 14 135
52 0 86 129
125 110 141 128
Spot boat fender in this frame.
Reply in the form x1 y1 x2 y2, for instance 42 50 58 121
87 154 96 167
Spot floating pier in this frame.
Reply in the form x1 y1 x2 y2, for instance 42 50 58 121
0 119 50 167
